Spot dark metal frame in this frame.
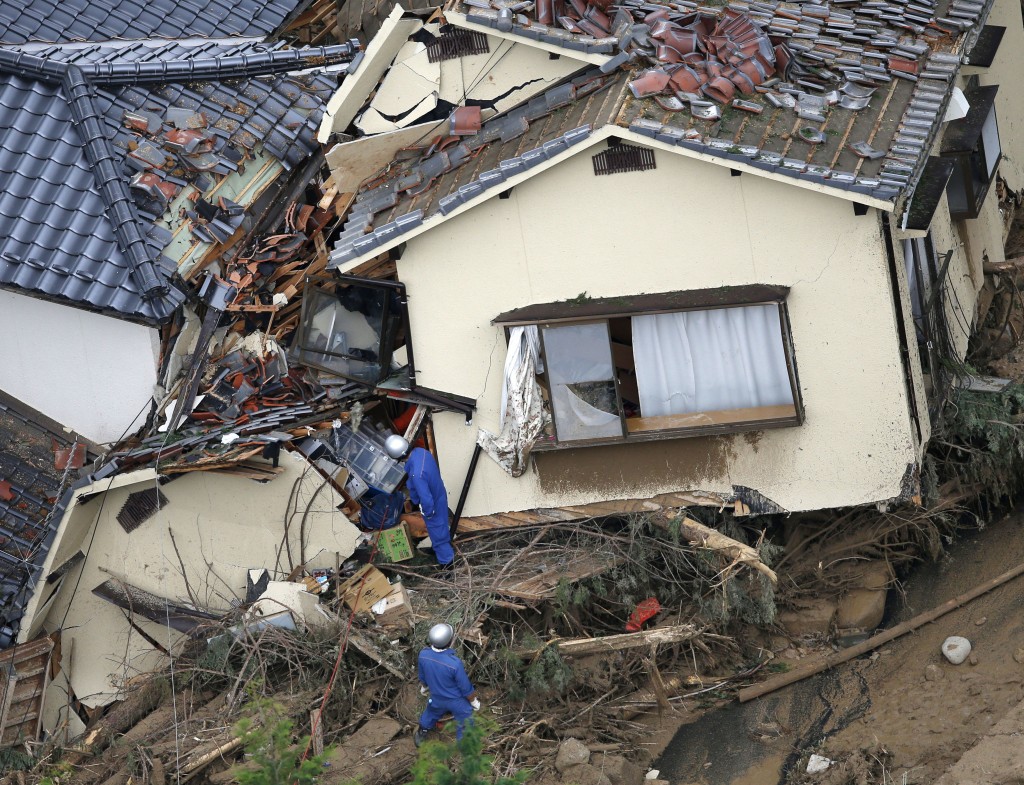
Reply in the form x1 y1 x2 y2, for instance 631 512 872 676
941 85 1001 220
296 274 409 386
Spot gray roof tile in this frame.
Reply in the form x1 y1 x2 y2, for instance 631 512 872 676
0 395 94 648
0 38 355 321
0 0 309 44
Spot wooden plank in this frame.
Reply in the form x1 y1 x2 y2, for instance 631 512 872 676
402 404 429 442
626 404 798 433
501 555 620 602
346 630 407 679
520 625 698 657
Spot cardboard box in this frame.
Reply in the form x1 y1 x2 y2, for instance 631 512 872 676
375 522 414 563
337 564 393 614
374 581 414 630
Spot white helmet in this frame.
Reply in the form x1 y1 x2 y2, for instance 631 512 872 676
385 434 410 459
427 622 454 649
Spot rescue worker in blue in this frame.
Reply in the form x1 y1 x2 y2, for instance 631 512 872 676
385 435 455 568
414 623 480 747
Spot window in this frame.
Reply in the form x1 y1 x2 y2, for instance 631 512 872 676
494 287 803 447
296 276 406 385
942 85 1001 220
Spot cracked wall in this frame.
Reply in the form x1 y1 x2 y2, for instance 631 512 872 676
397 140 919 515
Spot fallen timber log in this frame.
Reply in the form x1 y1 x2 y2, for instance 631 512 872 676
657 515 778 585
739 557 1024 702
519 625 698 657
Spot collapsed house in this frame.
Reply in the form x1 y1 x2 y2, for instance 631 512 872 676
0 0 1022 754
316 0 1024 524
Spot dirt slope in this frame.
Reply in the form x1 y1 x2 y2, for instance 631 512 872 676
651 509 1024 784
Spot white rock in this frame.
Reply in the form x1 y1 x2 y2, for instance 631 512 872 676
644 771 660 780
806 754 833 774
942 636 972 665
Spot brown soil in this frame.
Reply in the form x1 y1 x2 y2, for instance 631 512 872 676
645 509 1024 785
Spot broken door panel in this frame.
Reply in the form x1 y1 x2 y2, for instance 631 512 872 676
296 277 405 385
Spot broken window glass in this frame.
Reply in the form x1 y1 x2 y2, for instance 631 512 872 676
296 278 404 385
523 297 801 447
540 322 623 442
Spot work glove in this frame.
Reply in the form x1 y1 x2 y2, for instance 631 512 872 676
420 685 429 696
470 698 481 712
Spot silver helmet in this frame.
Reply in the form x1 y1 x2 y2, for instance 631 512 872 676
427 622 454 649
385 434 410 460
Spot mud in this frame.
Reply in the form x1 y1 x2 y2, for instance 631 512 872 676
649 509 1024 784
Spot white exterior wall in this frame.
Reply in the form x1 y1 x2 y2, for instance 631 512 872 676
0 291 160 445
29 454 360 709
396 143 919 516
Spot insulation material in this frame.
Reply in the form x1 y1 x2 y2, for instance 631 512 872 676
477 326 548 477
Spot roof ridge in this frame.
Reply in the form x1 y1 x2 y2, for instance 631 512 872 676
77 40 361 85
62 64 169 301
0 49 172 304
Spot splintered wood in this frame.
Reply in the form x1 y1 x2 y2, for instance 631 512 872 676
496 551 622 603
518 625 698 657
661 515 778 585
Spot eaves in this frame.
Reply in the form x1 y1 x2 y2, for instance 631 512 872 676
332 123 894 273
443 7 609 66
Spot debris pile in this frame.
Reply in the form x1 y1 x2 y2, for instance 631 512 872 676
29 512 787 784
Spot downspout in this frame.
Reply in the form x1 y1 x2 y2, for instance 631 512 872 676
881 212 925 447
450 443 483 538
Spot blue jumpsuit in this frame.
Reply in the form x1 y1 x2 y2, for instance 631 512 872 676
406 447 454 565
418 647 475 738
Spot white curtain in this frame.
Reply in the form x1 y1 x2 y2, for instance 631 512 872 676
632 304 794 417
477 326 549 477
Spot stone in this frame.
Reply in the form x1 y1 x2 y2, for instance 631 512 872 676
593 754 643 785
778 598 837 637
1014 647 1024 664
806 754 833 774
644 770 660 780
942 636 972 665
560 764 611 785
925 664 944 681
975 617 987 626
969 653 979 666
837 588 887 630
836 562 892 630
556 739 591 773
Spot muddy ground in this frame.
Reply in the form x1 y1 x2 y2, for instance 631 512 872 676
642 508 1024 785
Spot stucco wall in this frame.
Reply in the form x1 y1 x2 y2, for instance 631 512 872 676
31 454 359 707
0 291 160 445
396 141 919 515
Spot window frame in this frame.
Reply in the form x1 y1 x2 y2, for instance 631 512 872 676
295 274 408 386
941 84 1001 220
517 296 803 450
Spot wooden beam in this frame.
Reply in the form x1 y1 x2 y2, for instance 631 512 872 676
983 255 1024 275
520 625 698 657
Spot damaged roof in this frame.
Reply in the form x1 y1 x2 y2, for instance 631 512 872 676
0 0 311 45
0 39 357 322
330 0 994 268
0 394 94 648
